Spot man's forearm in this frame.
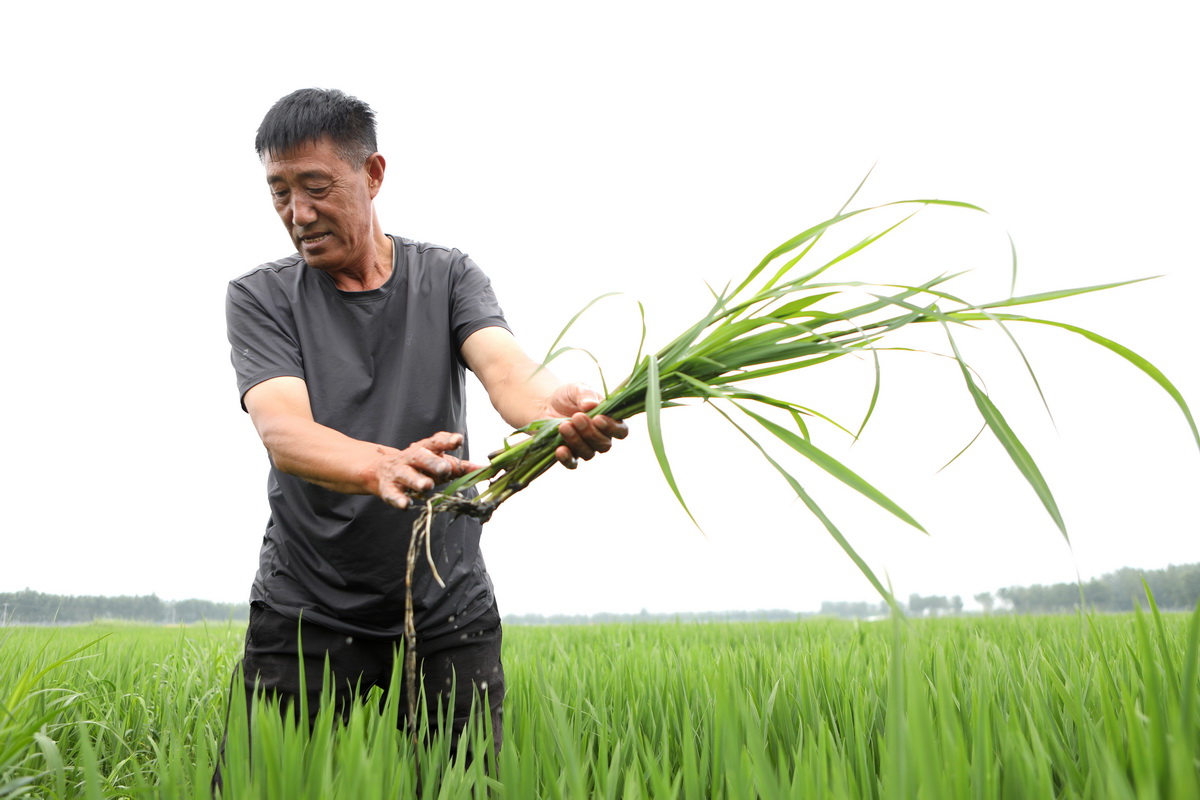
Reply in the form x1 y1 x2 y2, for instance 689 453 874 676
487 363 565 430
254 414 396 495
244 376 476 508
461 326 627 468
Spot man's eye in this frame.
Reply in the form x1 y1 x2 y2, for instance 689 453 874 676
272 189 289 199
306 186 329 195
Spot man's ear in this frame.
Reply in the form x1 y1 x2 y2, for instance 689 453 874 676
365 152 386 198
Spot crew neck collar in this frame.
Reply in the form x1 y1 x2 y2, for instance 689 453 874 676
322 235 399 301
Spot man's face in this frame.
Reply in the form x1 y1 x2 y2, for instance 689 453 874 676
264 137 380 274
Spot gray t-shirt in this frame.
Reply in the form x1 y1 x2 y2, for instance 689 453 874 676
226 235 509 639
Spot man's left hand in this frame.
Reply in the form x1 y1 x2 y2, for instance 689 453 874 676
543 383 629 469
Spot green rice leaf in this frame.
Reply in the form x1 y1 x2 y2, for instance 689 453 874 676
1008 231 1018 298
981 277 1158 310
541 292 622 364
740 199 986 299
854 341 884 442
735 403 927 533
839 164 876 214
711 350 859 384
672 373 729 402
543 346 610 396
1180 599 1200 757
955 313 1200 452
936 423 987 474
644 357 700 530
810 210 920 281
672 376 851 438
631 300 648 387
942 324 1069 541
894 199 988 213
736 207 878 296
713 404 898 605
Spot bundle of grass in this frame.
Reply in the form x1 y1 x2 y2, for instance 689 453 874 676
400 189 1199 725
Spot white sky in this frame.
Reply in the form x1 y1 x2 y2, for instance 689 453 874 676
3 1 1197 615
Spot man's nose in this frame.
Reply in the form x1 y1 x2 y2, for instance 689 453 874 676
288 195 318 226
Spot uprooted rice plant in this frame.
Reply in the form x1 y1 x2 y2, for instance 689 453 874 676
401 190 1199 720
2 604 1198 798
411 192 1197 590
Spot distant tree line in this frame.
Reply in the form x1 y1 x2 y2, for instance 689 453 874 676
817 600 891 619
817 562 1200 619
5 562 1196 626
504 608 803 626
994 563 1200 614
818 594 970 619
0 589 249 626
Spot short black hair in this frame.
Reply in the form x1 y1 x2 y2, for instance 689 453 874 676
255 88 378 167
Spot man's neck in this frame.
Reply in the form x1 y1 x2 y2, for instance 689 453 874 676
328 230 394 292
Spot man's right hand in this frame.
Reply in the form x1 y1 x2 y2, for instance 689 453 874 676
374 432 484 509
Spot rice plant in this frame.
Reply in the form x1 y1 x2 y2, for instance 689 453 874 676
404 189 1198 632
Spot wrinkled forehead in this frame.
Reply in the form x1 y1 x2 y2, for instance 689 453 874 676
263 137 358 180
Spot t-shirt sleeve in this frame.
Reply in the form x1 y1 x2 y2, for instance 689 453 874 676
449 254 510 349
226 280 306 409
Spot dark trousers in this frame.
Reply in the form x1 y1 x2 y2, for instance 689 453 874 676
213 602 504 791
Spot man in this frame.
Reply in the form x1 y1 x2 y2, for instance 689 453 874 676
221 88 625 771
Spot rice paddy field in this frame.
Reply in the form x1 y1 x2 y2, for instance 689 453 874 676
2 607 1198 799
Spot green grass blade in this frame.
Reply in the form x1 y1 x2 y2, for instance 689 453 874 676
644 357 700 531
736 209 868 296
942 324 1069 541
757 207 919 298
986 315 1058 429
852 342 884 442
935 423 986 474
674 373 854 440
543 345 610 396
955 312 1200 452
739 198 988 298
1008 231 1018 298
654 294 732 369
839 164 876 214
735 403 927 533
712 405 899 607
1180 601 1200 759
808 210 921 284
981 277 1159 310
631 300 648 389
541 292 622 364
710 350 859 385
